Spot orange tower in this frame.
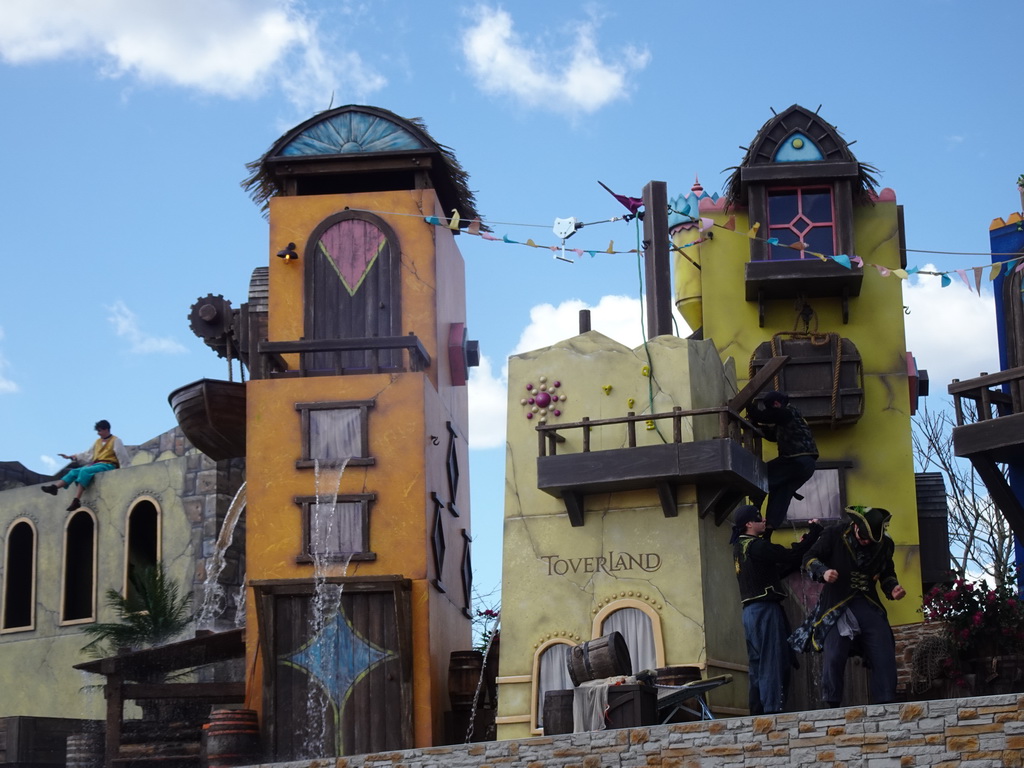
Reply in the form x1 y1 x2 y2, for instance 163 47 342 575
242 106 479 759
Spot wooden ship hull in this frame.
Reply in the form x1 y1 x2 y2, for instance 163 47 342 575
168 379 247 461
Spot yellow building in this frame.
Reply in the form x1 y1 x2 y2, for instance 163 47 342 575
240 106 479 759
496 105 925 736
676 105 923 628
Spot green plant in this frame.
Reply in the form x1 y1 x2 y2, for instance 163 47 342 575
82 565 193 657
922 570 1024 657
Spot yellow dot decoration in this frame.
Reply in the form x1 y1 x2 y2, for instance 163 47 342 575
792 138 804 149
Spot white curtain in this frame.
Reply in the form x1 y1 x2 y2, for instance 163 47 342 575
788 468 841 521
310 409 362 460
309 501 362 556
601 607 656 673
537 642 574 727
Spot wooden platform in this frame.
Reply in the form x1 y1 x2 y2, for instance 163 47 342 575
168 379 246 461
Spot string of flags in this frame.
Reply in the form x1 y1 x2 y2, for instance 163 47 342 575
353 190 1024 296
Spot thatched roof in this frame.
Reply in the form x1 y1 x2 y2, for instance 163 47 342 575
724 105 879 207
242 105 482 224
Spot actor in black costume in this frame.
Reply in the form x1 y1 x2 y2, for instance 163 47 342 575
747 391 818 533
732 505 823 714
789 506 906 707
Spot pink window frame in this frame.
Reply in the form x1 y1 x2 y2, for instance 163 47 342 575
766 186 836 258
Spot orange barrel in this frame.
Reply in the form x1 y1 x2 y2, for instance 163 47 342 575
567 632 632 686
448 650 484 711
205 709 260 768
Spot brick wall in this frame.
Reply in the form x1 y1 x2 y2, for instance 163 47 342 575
300 693 1024 768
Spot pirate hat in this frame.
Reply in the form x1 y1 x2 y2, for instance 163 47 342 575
729 504 763 544
844 505 892 542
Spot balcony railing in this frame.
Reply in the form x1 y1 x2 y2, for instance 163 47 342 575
259 334 431 378
534 405 767 526
949 366 1024 427
535 405 762 458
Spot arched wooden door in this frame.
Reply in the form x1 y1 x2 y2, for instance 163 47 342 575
305 211 401 372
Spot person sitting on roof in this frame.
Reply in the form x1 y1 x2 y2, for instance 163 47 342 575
41 420 130 511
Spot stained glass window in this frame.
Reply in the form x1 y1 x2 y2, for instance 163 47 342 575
767 187 835 260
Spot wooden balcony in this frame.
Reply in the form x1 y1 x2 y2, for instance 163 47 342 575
258 334 431 378
74 629 246 768
949 367 1024 539
535 406 767 526
949 367 1024 463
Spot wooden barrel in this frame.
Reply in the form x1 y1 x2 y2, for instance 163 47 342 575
66 731 105 768
448 650 484 710
567 632 632 686
542 689 575 735
205 709 260 768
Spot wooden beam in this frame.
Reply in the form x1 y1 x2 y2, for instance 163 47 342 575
122 682 246 701
562 490 585 527
656 481 678 518
729 355 790 413
967 455 1024 541
642 181 673 338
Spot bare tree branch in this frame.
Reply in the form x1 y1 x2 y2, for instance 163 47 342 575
913 400 1014 584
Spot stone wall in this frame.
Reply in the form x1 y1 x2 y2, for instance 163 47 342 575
303 693 1024 768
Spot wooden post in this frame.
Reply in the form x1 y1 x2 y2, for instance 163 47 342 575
579 309 591 334
103 669 122 768
642 181 673 338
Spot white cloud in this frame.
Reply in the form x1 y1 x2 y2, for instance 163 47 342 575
903 266 1000 399
39 455 61 473
468 355 509 450
0 0 385 111
469 295 653 449
461 7 650 114
107 300 188 354
512 295 649 353
0 326 18 394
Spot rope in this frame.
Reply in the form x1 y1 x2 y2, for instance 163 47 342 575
831 335 843 426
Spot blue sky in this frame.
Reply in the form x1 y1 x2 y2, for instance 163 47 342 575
1 0 1020 598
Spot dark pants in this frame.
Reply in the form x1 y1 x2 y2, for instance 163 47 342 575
820 596 897 706
764 454 816 528
742 600 792 714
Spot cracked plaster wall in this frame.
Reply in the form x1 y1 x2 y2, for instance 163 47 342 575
497 332 749 738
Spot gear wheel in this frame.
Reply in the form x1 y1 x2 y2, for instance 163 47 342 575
188 294 234 359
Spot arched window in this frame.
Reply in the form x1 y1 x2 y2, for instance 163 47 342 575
533 640 574 732
304 211 402 372
595 601 664 673
62 510 97 623
2 519 36 631
125 499 160 602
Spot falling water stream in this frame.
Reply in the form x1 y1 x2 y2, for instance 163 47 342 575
464 614 500 743
196 482 247 631
300 458 353 758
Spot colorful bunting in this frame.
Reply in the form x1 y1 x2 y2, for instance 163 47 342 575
412 210 1021 296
